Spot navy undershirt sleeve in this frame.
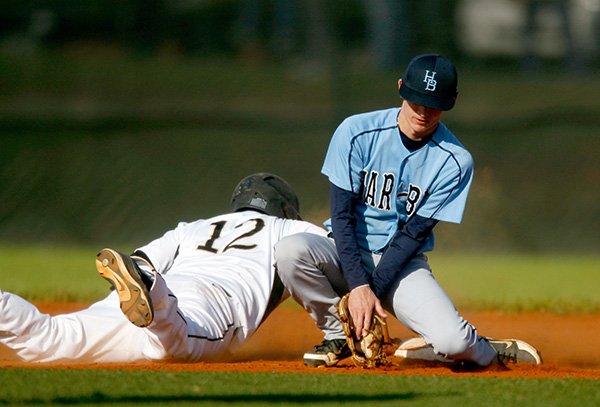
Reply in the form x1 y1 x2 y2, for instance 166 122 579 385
370 215 438 298
329 182 370 289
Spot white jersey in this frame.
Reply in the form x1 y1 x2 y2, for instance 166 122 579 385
0 210 328 363
138 210 327 336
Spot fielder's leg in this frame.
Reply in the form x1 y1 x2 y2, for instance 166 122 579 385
381 255 498 367
274 233 351 367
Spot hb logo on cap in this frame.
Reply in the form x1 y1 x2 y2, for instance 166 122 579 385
399 53 457 111
423 70 437 91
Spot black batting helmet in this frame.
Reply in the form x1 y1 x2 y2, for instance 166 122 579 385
230 173 301 220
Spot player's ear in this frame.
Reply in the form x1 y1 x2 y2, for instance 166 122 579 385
397 79 403 90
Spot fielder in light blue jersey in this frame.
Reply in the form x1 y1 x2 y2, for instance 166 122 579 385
274 54 542 369
322 107 473 255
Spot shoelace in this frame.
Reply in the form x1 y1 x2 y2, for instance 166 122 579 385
315 339 345 353
498 351 517 363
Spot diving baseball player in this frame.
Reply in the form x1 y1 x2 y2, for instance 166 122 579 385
274 54 542 368
0 173 328 363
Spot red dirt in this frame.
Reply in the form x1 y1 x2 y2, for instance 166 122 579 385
2 303 600 379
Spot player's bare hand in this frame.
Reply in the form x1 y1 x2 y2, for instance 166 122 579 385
348 285 387 340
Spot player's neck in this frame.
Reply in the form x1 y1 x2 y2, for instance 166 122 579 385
398 127 432 151
397 107 440 141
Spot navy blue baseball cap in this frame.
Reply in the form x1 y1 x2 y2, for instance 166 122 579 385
399 53 458 111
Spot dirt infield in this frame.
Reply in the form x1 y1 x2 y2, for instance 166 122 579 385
2 303 600 379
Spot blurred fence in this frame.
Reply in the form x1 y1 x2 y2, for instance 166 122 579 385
1 1 599 252
2 1 599 69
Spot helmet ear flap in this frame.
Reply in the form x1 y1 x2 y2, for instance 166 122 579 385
230 173 301 220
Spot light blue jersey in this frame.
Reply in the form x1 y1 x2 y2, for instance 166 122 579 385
322 107 473 253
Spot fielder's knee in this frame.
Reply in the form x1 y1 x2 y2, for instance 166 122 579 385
273 233 314 277
427 320 475 357
432 335 470 358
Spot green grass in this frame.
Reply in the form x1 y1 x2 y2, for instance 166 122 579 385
0 50 600 406
0 244 121 303
0 369 598 406
1 51 599 407
429 252 600 313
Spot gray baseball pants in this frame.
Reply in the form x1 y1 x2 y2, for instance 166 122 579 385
274 232 497 366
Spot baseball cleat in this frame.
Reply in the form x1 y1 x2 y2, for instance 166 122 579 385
393 337 453 363
487 338 542 365
303 338 351 367
96 248 153 328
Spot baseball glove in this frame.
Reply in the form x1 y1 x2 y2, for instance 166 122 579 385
336 293 396 368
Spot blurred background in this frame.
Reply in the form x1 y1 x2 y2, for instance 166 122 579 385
1 0 599 253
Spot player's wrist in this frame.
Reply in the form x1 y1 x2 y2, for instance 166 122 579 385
349 283 370 294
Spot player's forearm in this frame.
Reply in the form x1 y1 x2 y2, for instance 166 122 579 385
370 232 420 297
371 215 438 297
329 182 370 289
